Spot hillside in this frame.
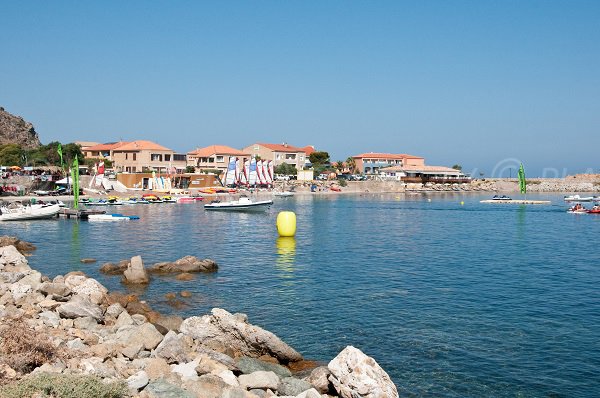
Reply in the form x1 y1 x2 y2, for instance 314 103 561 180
0 106 42 149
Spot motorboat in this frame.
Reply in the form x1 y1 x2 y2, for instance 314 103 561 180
123 197 150 204
0 203 60 221
87 213 140 221
161 196 177 203
564 195 595 202
176 196 204 203
567 204 588 213
492 195 512 200
586 206 600 214
273 191 294 198
204 196 273 212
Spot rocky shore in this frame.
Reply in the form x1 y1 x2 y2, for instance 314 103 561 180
0 237 398 398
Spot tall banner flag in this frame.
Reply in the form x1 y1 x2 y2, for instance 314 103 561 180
72 157 80 209
518 163 526 194
57 143 64 168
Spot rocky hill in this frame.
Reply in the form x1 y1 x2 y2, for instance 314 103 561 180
0 107 41 149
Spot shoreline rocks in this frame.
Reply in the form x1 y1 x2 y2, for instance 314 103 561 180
0 238 398 397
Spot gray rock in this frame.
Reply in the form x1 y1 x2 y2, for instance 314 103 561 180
17 271 42 290
0 271 25 284
194 347 238 372
216 369 239 387
236 357 292 378
73 316 98 330
153 331 191 363
127 370 149 391
143 379 195 398
123 255 149 284
278 377 313 396
9 283 31 301
180 308 302 363
67 338 87 351
153 314 184 332
105 302 125 318
39 282 71 297
121 342 143 359
171 360 199 381
306 366 332 394
295 388 322 398
115 310 134 328
222 387 252 398
149 256 218 274
38 310 60 327
64 274 87 289
0 108 42 149
132 313 147 325
71 277 107 304
238 371 280 391
183 374 229 398
79 356 117 378
116 323 164 350
57 295 103 321
0 245 30 271
328 346 398 398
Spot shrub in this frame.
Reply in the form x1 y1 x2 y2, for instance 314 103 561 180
0 373 128 398
337 178 348 187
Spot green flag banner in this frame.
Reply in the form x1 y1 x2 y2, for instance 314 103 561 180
72 157 80 209
518 163 526 195
57 143 64 168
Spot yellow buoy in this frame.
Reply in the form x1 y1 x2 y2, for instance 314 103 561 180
276 211 297 237
460 201 464 205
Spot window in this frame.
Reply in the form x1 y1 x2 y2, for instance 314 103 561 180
174 154 186 161
151 154 163 162
276 154 281 160
208 157 214 163
133 153 137 161
300 155 304 161
125 153 128 160
165 154 171 161
216 156 224 163
285 154 296 160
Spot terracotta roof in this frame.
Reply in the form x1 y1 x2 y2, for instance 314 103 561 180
84 141 130 151
113 140 171 151
75 141 100 148
256 143 306 152
302 145 316 156
353 152 424 160
188 145 249 157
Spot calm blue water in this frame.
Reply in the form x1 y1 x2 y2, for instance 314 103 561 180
2 193 599 397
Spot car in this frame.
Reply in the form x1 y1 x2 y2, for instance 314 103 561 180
275 174 290 181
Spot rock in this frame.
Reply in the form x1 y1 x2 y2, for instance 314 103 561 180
71 277 107 304
149 256 218 274
80 258 97 263
180 290 192 298
90 342 120 360
165 292 177 300
295 388 322 398
123 255 149 284
38 310 60 327
216 370 239 387
38 299 60 310
116 323 164 350
64 274 87 289
183 374 229 398
278 377 313 396
73 316 99 330
171 359 199 381
180 308 303 363
0 271 25 284
153 314 183 332
0 364 17 380
0 107 42 149
9 283 31 301
132 313 148 325
236 357 292 378
67 338 87 351
121 342 144 359
195 347 239 372
127 370 150 391
143 379 195 398
328 346 398 398
57 295 103 321
105 302 126 318
176 273 194 281
99 260 129 275
79 356 118 378
115 310 135 328
39 282 72 297
0 236 36 253
195 355 231 375
306 366 332 394
238 371 280 390
140 358 172 381
154 331 191 363
0 245 30 271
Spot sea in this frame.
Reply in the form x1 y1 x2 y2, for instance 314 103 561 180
2 193 599 398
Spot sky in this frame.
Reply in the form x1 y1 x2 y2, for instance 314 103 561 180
1 1 599 177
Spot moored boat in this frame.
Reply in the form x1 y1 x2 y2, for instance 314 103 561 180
273 191 294 198
564 195 595 202
204 196 273 212
87 213 140 221
0 203 61 221
567 204 588 213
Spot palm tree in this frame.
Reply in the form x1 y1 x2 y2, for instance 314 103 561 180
346 157 357 174
335 160 345 173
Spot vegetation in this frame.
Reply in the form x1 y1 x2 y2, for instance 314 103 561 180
0 374 127 398
274 162 297 176
345 157 357 174
334 160 345 172
0 142 84 167
202 168 222 175
309 151 330 166
185 165 196 173
452 164 462 171
337 178 348 187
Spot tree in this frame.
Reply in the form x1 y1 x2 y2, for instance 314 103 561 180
185 166 196 173
452 164 462 171
346 157 357 174
274 162 297 176
309 151 330 166
335 160 345 172
0 144 25 166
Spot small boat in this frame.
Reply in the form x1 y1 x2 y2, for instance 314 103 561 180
586 206 600 214
123 197 150 204
273 191 294 198
567 204 588 213
204 196 273 212
161 196 177 203
176 196 204 203
564 195 595 202
142 194 163 203
330 186 341 192
492 195 512 200
0 203 61 221
87 213 140 221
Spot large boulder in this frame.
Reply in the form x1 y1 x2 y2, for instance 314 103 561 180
57 295 104 321
0 245 30 271
38 282 72 298
143 379 195 398
70 277 107 304
153 331 191 363
0 236 36 253
116 322 164 351
99 259 129 275
123 255 149 284
327 346 398 398
180 308 302 363
149 256 218 274
238 370 280 390
236 357 291 378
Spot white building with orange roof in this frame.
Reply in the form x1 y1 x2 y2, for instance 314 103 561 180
380 164 470 183
81 141 129 161
242 142 309 170
186 145 251 174
352 152 425 174
111 140 186 173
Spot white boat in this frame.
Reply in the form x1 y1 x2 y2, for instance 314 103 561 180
204 196 273 212
492 195 512 200
273 191 294 198
87 213 140 221
564 195 595 202
0 203 60 221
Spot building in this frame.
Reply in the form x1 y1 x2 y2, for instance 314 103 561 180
187 145 250 174
379 165 471 183
81 141 129 161
111 140 186 173
242 143 308 170
352 153 425 174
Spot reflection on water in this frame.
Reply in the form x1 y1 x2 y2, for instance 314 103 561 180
275 237 296 279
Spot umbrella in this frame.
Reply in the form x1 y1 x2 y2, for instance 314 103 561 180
9 166 21 170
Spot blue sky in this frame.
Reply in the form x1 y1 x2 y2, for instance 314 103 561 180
2 1 599 177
